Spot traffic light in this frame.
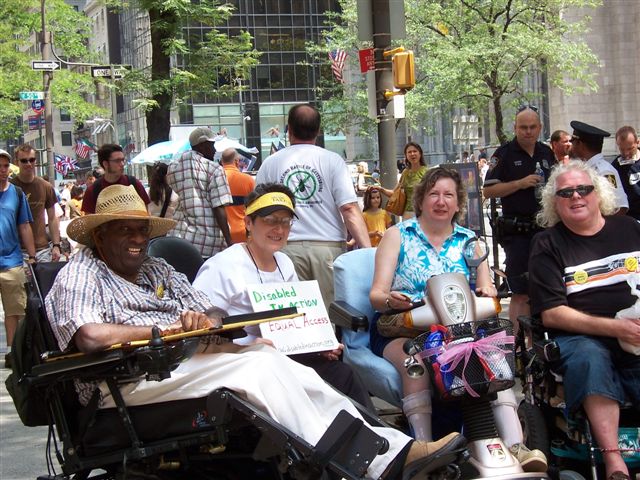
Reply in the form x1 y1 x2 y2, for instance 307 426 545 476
392 50 415 90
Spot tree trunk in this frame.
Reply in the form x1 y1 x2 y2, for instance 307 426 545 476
492 93 507 145
146 7 176 146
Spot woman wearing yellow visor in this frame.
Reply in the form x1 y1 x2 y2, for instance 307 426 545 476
193 183 373 409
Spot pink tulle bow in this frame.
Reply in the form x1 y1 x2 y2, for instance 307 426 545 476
428 330 514 397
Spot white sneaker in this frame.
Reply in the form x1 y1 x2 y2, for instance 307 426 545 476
509 443 548 472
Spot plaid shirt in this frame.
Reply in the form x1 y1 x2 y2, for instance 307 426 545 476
45 247 215 406
167 150 232 257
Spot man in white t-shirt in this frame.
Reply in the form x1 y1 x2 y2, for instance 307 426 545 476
256 104 371 308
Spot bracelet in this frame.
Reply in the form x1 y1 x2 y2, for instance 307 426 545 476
52 243 61 248
28 255 36 260
385 297 391 309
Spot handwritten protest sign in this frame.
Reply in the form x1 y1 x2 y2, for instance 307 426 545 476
248 280 339 355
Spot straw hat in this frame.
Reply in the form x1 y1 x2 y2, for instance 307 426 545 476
67 185 176 247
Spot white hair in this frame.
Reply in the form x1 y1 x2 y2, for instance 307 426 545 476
536 160 618 228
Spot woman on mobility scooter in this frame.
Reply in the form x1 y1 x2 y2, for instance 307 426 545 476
529 160 640 480
369 167 547 472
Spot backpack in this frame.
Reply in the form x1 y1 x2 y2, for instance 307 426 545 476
5 263 65 427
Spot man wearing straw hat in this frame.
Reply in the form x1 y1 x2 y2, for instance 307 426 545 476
45 184 465 479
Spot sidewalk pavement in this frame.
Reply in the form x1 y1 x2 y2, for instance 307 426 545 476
0 313 49 480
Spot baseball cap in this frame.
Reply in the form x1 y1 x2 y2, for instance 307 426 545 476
189 127 216 147
0 148 11 160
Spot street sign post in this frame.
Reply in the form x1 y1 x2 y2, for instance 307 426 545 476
19 91 45 100
28 115 46 131
31 99 45 113
31 60 61 71
90 65 131 79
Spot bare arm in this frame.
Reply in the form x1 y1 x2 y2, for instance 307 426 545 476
369 227 412 311
74 310 218 353
46 205 61 261
482 175 541 199
475 260 498 297
74 323 155 353
542 305 640 346
340 202 371 248
18 222 36 257
213 205 233 246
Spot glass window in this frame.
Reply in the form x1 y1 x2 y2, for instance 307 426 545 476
59 110 71 122
258 90 271 102
269 65 283 89
282 65 295 89
61 131 72 146
254 28 269 49
256 66 270 89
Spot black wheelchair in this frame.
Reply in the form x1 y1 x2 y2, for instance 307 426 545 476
515 316 640 480
5 261 394 480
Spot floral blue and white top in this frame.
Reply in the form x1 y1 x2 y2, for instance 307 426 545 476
391 217 476 302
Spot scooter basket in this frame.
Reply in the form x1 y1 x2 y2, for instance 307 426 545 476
414 318 515 401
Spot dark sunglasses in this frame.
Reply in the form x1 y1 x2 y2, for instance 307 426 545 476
517 104 539 113
555 185 595 198
19 157 37 164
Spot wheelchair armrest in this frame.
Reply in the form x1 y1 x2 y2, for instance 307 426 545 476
27 337 201 387
328 301 369 331
517 315 545 333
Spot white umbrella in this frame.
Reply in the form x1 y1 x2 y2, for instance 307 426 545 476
130 140 191 165
213 136 259 161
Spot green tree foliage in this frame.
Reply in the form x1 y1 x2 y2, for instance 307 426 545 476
107 0 260 145
314 0 600 144
0 0 102 140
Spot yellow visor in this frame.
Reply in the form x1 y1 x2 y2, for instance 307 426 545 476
245 192 297 217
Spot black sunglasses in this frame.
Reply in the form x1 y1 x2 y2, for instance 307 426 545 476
19 157 37 164
555 185 595 198
517 104 539 113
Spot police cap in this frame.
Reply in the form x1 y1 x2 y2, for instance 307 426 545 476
570 121 611 143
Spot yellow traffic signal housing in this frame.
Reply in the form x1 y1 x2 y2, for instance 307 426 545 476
392 50 415 90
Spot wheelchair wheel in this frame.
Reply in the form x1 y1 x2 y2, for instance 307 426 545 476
518 400 550 458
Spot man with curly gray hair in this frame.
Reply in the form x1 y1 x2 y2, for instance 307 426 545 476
529 160 640 480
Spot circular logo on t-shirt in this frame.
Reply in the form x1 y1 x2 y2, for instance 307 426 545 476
284 169 318 201
573 270 588 284
624 257 638 272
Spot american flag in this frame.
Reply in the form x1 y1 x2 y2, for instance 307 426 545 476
54 153 77 176
328 48 347 83
74 139 95 159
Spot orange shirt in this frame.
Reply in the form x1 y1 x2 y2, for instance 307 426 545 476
223 164 255 244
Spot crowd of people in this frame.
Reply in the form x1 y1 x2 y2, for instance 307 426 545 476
1 103 639 479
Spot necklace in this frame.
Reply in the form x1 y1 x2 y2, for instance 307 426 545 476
245 243 285 284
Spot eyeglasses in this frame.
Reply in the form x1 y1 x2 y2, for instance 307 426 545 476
109 157 126 164
555 185 595 198
517 104 539 113
261 216 294 227
19 157 37 164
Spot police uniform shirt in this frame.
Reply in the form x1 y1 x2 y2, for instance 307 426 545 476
585 153 629 211
612 154 640 220
484 139 555 217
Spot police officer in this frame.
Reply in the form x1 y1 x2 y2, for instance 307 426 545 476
612 125 640 219
569 121 628 214
483 106 556 327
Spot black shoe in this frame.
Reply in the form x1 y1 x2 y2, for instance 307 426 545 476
4 353 12 369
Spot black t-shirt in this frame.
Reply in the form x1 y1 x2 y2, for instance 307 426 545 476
612 155 640 220
485 139 555 216
529 215 640 319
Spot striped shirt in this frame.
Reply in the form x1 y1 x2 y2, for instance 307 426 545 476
167 150 233 257
45 247 215 405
